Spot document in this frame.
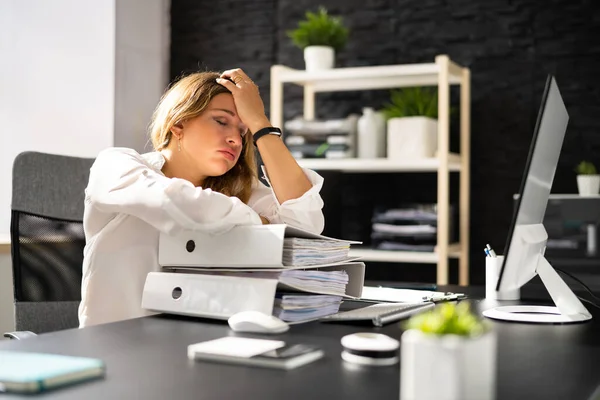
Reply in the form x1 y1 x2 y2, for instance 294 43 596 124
274 293 343 322
283 237 352 266
360 286 460 303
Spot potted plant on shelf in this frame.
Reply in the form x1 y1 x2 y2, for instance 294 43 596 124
287 7 348 72
381 87 438 160
575 160 600 196
400 302 496 400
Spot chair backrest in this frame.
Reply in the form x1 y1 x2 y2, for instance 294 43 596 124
11 151 95 333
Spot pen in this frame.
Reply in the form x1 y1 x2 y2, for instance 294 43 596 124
422 293 465 303
486 244 497 258
484 248 491 257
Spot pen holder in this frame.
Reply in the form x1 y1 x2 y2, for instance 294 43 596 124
486 255 520 301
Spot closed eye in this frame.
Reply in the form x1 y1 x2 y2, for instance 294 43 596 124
213 115 246 137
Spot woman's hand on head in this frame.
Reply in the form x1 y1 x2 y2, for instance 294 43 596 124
216 68 271 134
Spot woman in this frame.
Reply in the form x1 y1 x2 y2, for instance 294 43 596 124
78 68 325 327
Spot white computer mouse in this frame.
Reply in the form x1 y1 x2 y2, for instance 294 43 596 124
228 311 290 334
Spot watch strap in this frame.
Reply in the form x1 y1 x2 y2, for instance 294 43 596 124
253 126 282 145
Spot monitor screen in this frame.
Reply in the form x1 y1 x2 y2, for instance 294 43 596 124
496 75 570 291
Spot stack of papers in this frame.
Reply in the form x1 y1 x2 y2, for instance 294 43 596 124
192 269 349 297
192 270 349 321
278 269 349 296
282 237 352 266
372 223 437 236
273 293 343 322
372 208 438 222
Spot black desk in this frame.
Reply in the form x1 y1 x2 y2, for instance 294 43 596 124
1 287 600 399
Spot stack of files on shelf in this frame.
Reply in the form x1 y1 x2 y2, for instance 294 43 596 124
284 116 358 159
141 224 364 323
370 205 442 252
285 136 352 160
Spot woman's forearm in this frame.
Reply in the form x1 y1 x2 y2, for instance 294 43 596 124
255 134 312 204
215 69 313 204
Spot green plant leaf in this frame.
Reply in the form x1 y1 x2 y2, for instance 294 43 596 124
575 161 597 175
380 87 438 119
287 7 348 51
404 301 490 337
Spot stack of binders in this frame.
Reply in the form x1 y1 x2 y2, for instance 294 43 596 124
141 225 365 323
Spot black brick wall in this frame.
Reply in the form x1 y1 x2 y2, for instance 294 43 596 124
171 0 600 284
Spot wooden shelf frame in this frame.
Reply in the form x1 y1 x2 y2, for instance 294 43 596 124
270 55 471 286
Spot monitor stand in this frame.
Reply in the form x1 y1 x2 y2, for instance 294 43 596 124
483 255 592 324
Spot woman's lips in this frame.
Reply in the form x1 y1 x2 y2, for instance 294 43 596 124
218 150 235 161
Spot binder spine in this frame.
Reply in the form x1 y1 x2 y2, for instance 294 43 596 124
142 272 279 319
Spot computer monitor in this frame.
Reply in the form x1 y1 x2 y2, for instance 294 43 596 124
482 75 592 324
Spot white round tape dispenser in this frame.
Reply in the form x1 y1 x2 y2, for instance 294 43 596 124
341 332 400 366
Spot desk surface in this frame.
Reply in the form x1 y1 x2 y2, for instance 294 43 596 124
1 288 600 399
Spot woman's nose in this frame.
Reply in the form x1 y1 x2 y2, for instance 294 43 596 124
226 131 242 146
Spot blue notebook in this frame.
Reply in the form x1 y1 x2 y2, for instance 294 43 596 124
0 351 105 393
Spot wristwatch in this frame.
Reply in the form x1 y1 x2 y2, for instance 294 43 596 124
253 126 282 145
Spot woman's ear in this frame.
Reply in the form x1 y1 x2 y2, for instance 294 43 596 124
171 121 184 138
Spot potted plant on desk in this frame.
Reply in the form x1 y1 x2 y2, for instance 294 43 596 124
575 160 600 196
381 87 439 160
287 7 348 71
400 302 496 400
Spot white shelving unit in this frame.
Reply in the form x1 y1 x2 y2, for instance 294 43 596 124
270 55 471 286
290 154 462 173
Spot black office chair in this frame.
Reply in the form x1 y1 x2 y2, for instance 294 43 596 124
4 151 94 339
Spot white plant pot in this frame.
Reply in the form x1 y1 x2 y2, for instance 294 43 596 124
577 175 600 196
304 46 334 71
387 116 437 160
401 329 497 400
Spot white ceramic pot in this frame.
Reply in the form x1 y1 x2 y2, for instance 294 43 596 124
400 329 496 400
577 175 600 196
386 116 437 160
304 46 334 71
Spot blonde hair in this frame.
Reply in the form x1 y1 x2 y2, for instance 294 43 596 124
149 72 257 204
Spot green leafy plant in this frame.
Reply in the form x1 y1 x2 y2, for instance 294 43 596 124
287 7 348 52
381 87 438 120
404 302 490 337
575 161 598 175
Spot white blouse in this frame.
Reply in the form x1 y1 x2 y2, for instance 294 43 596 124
78 147 325 327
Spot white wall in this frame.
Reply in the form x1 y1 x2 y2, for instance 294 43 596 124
0 0 170 235
0 0 115 234
115 0 170 151
0 0 170 333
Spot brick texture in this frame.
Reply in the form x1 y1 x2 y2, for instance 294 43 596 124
170 0 600 284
